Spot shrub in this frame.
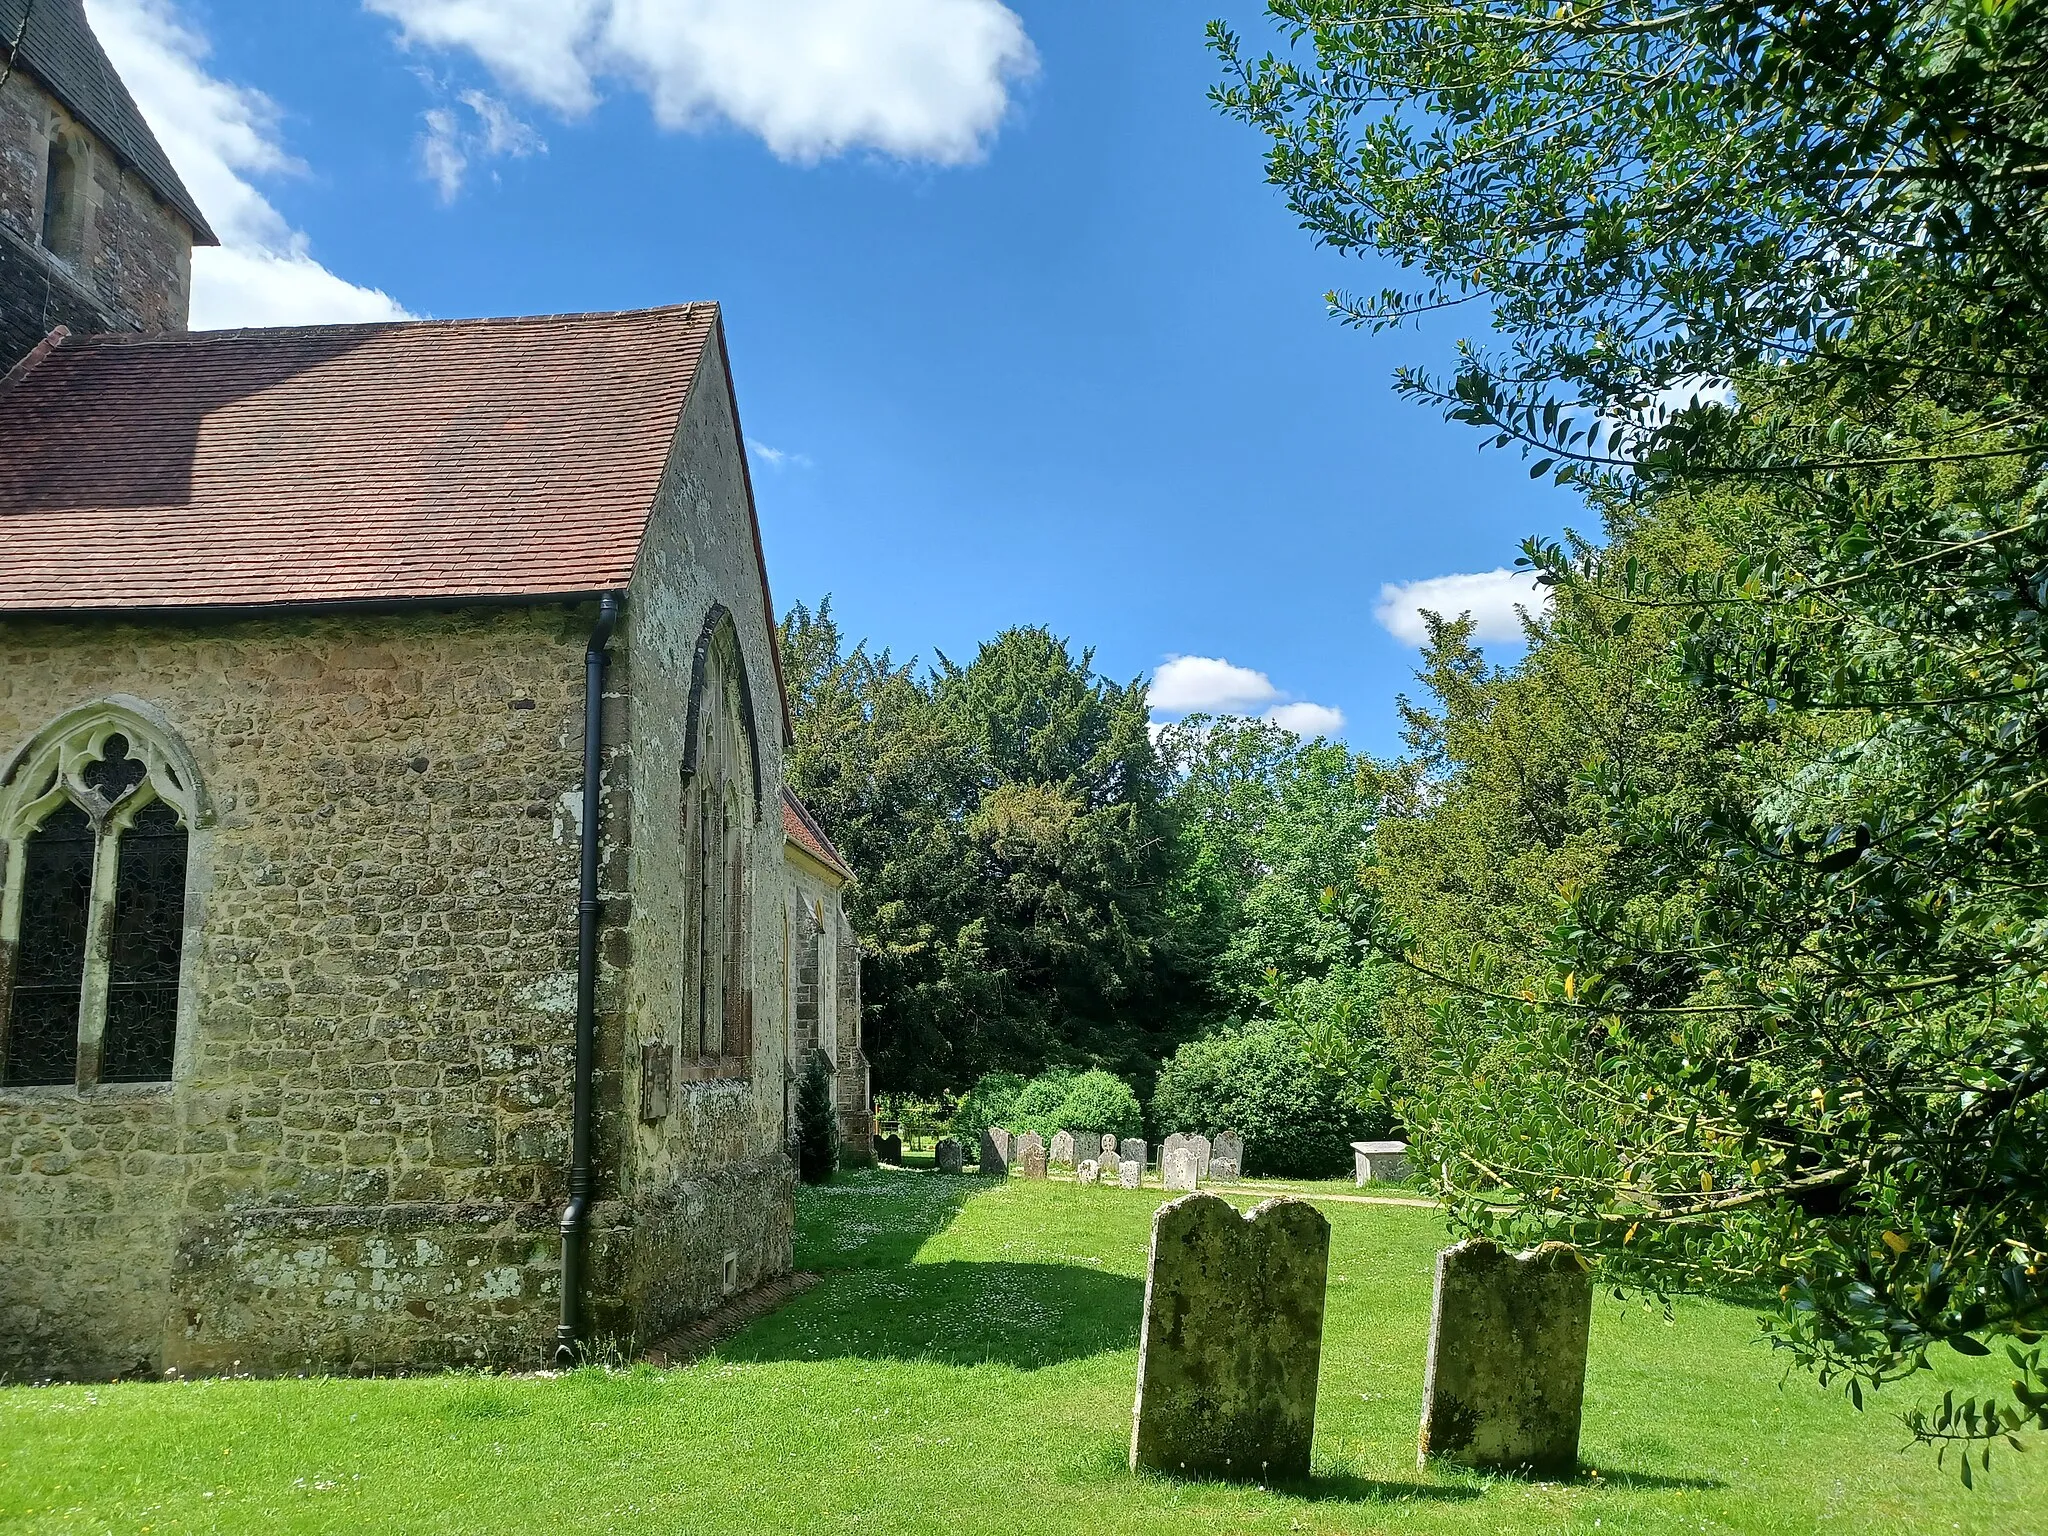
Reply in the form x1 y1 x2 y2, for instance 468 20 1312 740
1007 1069 1077 1137
1005 1067 1142 1143
1151 1019 1392 1179
950 1072 1026 1150
795 1049 838 1185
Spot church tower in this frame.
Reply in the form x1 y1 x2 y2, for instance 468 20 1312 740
0 0 214 372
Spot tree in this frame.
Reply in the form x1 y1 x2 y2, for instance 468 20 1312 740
1214 0 2048 1461
794 1048 837 1185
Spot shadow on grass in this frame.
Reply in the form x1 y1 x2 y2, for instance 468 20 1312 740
721 1259 1143 1370
1116 1452 1481 1506
1580 1467 1725 1492
795 1169 998 1272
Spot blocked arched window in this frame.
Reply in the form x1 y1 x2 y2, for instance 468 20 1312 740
40 130 90 264
1 705 205 1089
682 609 760 1069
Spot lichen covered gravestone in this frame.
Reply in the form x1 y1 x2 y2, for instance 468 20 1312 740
1213 1131 1244 1172
1118 1159 1142 1189
934 1137 965 1174
1077 1159 1101 1185
1023 1145 1049 1180
1190 1133 1212 1181
1162 1132 1189 1170
1131 1193 1331 1482
980 1127 1011 1177
1120 1137 1149 1169
1015 1131 1046 1169
1418 1238 1593 1476
1352 1140 1410 1185
1050 1130 1077 1168
1162 1145 1199 1192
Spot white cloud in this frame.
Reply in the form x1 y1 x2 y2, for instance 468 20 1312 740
747 438 812 471
366 0 1038 165
1264 702 1345 737
419 89 543 199
1150 655 1280 715
88 0 411 327
1148 656 1344 739
1374 568 1549 647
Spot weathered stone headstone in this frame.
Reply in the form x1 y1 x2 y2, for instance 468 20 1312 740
1077 1159 1101 1185
876 1133 903 1165
1418 1238 1593 1476
1162 1132 1189 1171
1131 1193 1331 1482
1209 1157 1240 1182
1101 1133 1120 1159
1162 1145 1199 1192
934 1137 964 1174
1352 1139 1411 1186
1118 1159 1142 1189
1120 1137 1148 1169
1050 1130 1077 1168
1015 1131 1046 1168
1213 1131 1244 1172
980 1126 1012 1177
1190 1133 1212 1181
1023 1145 1048 1180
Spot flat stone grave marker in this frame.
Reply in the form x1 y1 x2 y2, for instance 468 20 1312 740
1118 1159 1142 1189
1190 1133 1212 1180
980 1127 1012 1177
1162 1145 1199 1192
933 1137 964 1174
1418 1238 1592 1476
1050 1130 1077 1167
1077 1159 1101 1185
1131 1192 1331 1482
876 1133 902 1164
1352 1140 1410 1185
1023 1145 1049 1180
1120 1137 1148 1169
1213 1131 1243 1172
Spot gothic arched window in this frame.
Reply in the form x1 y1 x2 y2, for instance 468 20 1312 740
1 707 204 1090
682 611 761 1071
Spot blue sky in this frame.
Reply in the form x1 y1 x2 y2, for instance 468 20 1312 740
90 0 1579 756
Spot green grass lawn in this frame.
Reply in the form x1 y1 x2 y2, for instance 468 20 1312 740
3 1169 2042 1534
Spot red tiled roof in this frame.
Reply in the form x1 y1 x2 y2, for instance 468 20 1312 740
0 306 719 609
783 788 854 883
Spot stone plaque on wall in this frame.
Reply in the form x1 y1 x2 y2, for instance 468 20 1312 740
639 1041 672 1123
1131 1193 1331 1481
1418 1239 1593 1476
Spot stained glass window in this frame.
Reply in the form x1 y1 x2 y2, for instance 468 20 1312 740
101 801 188 1083
3 803 94 1086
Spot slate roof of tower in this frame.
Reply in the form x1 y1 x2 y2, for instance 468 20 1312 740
783 788 854 883
1 0 217 243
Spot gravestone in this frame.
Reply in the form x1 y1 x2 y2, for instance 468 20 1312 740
1352 1140 1411 1185
1131 1193 1331 1481
980 1127 1012 1177
876 1133 903 1165
1190 1133 1212 1181
1213 1131 1244 1173
1023 1145 1049 1180
1120 1138 1148 1169
1015 1131 1046 1168
1118 1159 1142 1189
1101 1133 1120 1159
1209 1157 1240 1182
1162 1145 1199 1192
1418 1238 1593 1476
1077 1159 1101 1186
1162 1132 1189 1171
1050 1130 1077 1168
933 1137 964 1174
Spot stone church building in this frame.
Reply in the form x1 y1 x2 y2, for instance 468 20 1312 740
0 0 870 1381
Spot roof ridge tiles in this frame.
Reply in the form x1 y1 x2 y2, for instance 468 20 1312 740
65 302 719 350
0 324 69 396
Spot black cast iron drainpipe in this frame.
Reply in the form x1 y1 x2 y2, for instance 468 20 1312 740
557 590 622 1366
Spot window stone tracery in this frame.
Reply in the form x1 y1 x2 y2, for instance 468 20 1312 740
0 703 205 1090
680 612 759 1078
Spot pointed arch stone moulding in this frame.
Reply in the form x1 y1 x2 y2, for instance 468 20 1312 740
0 695 213 840
679 602 764 819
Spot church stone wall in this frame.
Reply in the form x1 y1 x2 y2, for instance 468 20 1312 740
604 331 796 1346
0 64 193 373
0 607 595 1378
